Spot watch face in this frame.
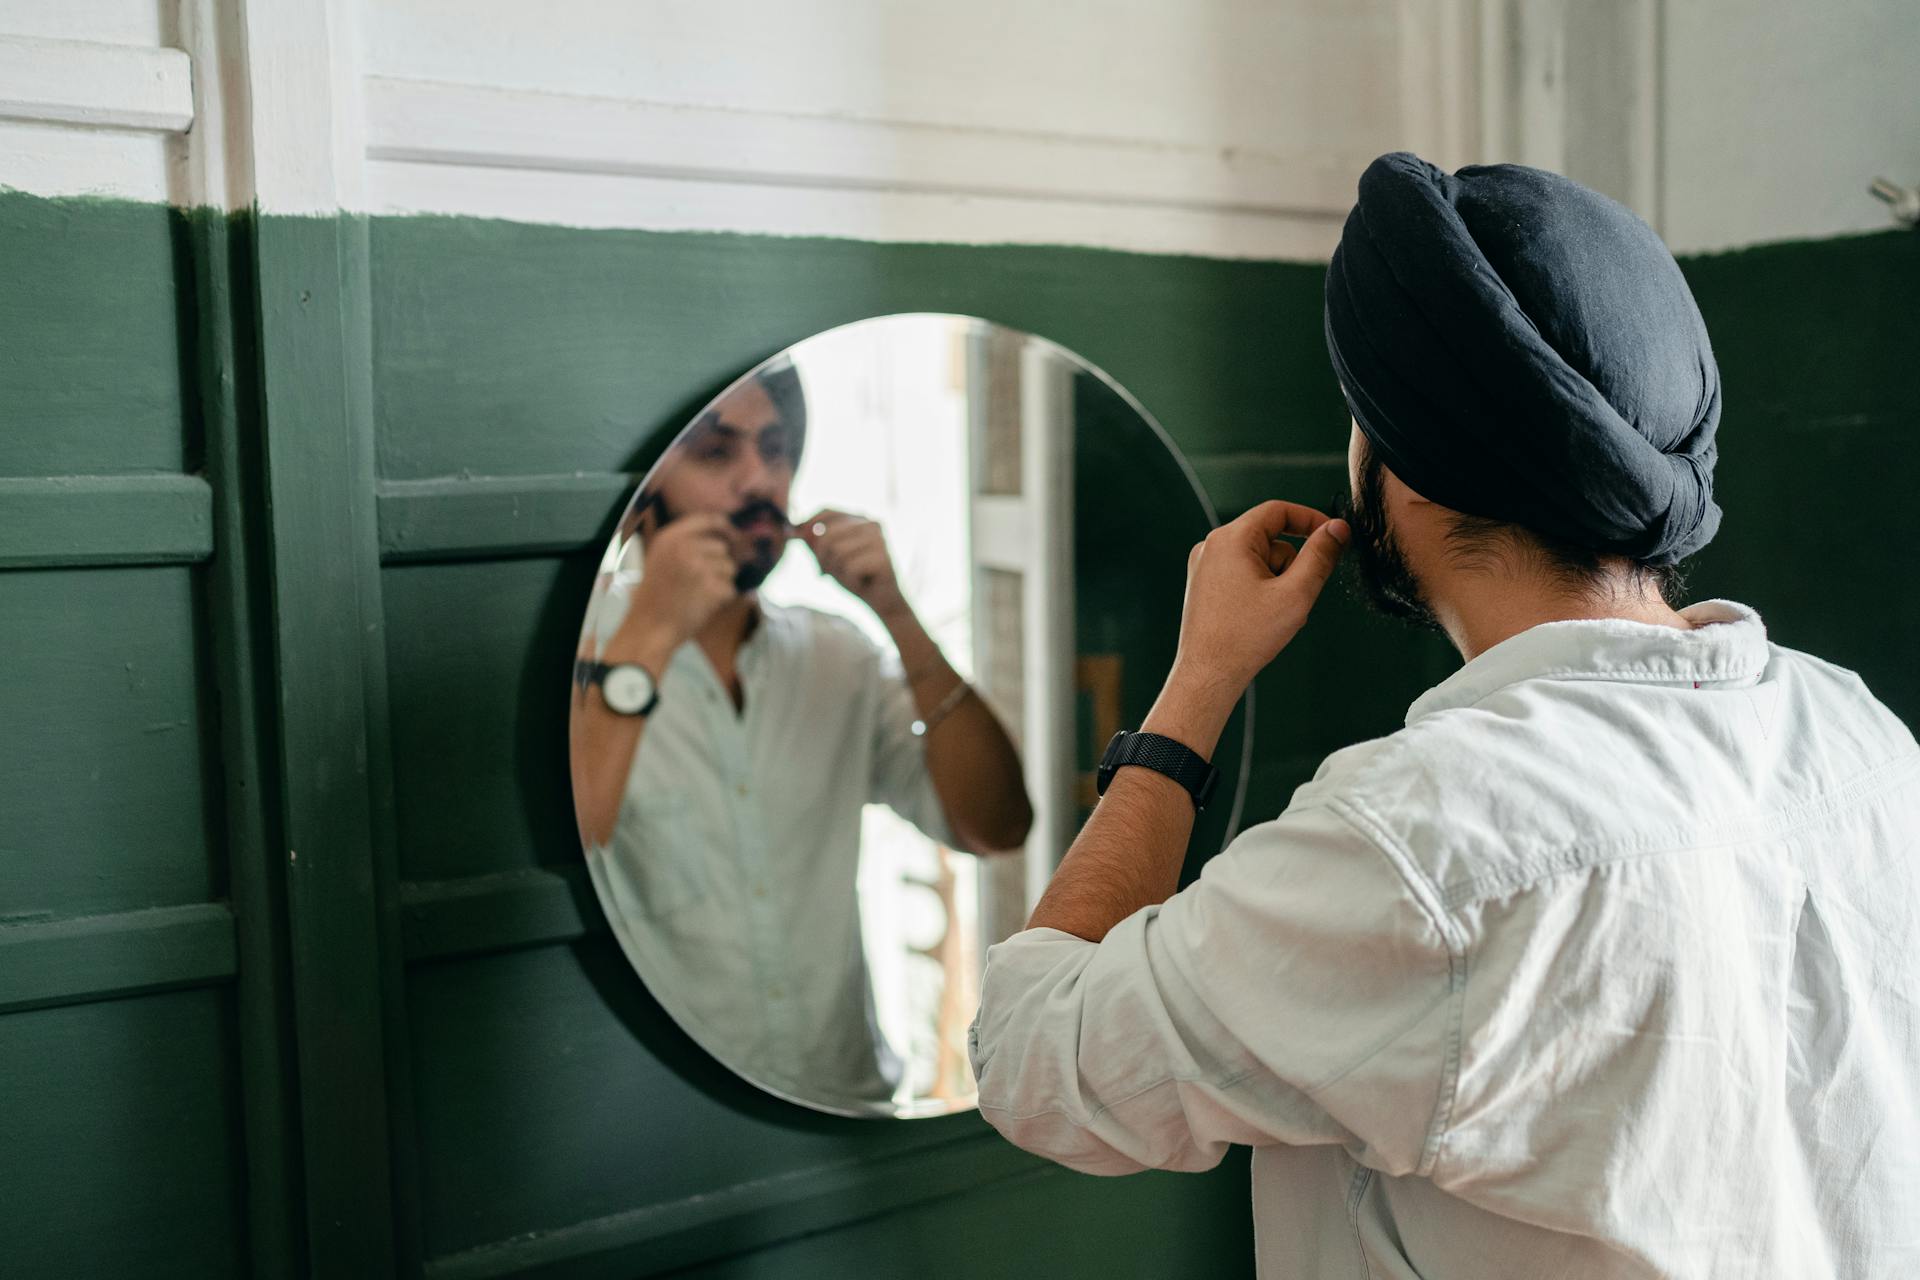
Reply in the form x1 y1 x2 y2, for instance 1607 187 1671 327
602 664 656 715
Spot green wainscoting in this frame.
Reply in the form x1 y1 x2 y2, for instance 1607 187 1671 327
1 185 1913 1277
1679 232 1920 726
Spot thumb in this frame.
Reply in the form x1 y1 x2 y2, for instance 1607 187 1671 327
1273 518 1348 603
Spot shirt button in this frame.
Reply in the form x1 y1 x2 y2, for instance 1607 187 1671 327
735 782 750 798
768 984 785 1000
752 882 768 898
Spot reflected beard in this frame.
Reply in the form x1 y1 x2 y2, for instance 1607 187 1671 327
733 550 778 592
1336 450 1443 633
647 491 788 592
729 498 789 591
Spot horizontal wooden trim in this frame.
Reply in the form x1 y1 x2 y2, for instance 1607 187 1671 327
0 902 237 1014
0 35 194 133
375 473 634 562
0 474 214 569
363 76 1357 220
399 866 602 963
424 1132 1049 1280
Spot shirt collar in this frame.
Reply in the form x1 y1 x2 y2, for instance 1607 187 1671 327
735 600 796 682
1405 598 1770 726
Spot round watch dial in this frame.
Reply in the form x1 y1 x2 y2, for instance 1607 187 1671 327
601 664 656 715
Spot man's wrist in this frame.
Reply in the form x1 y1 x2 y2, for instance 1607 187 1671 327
874 595 920 636
1141 661 1242 759
602 624 680 678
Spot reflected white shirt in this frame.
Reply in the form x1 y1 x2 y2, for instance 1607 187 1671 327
587 598 953 1108
970 600 1920 1278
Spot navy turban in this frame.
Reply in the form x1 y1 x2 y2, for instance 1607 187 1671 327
1324 152 1721 565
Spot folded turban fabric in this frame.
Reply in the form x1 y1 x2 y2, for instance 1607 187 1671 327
1323 152 1722 565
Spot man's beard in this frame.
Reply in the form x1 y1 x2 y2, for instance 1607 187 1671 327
647 493 790 591
1336 448 1443 633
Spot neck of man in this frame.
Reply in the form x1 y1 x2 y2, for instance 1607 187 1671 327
695 592 760 680
1425 559 1696 664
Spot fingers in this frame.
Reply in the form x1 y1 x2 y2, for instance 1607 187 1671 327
806 517 882 571
1273 519 1348 601
834 547 890 593
667 511 738 547
1194 532 1297 578
815 539 878 583
1232 499 1332 549
795 508 855 548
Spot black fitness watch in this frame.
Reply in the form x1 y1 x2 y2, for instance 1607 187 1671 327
1096 730 1220 812
575 660 659 717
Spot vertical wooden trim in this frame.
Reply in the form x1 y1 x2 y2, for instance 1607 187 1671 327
184 200 305 1280
1019 343 1077 909
339 208 429 1278
1395 0 1483 171
174 3 304 1272
235 1 398 1273
249 206 397 1279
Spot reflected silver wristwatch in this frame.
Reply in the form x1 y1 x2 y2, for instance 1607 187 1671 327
575 660 659 717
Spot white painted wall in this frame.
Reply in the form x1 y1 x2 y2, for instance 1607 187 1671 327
0 0 1913 257
357 0 1416 257
1659 0 1920 253
1466 0 1920 254
0 0 185 202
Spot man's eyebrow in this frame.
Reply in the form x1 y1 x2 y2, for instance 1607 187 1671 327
685 417 743 443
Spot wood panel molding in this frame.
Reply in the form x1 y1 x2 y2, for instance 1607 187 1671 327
399 866 599 963
0 474 214 569
375 473 633 563
364 75 1358 220
0 34 194 133
423 1133 1047 1280
0 902 236 1014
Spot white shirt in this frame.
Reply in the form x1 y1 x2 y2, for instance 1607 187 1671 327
586 599 953 1110
969 600 1920 1278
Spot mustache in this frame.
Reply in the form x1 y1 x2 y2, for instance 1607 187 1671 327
730 499 791 530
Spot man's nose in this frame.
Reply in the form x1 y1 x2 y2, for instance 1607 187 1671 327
735 450 775 498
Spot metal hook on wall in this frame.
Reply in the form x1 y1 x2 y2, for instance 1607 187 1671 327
1869 177 1920 227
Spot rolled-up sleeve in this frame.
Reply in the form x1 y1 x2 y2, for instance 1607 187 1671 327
967 797 1460 1178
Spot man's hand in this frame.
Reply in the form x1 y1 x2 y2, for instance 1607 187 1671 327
619 513 741 660
798 509 908 619
1162 501 1349 725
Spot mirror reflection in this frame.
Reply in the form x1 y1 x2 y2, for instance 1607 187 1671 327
569 314 1237 1117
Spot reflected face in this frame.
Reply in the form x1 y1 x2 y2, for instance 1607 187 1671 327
646 380 799 590
1338 422 1442 632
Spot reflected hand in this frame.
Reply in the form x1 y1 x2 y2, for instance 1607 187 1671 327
623 513 741 655
799 509 907 619
1171 500 1348 698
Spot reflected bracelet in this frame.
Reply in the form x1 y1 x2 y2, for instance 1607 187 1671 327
912 679 973 738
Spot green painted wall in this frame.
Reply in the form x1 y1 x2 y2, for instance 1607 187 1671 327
2 185 1913 1277
1679 233 1920 727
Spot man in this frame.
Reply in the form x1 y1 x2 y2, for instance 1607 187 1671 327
572 362 1030 1105
969 153 1920 1277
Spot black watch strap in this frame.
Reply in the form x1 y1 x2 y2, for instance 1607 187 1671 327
1096 730 1220 812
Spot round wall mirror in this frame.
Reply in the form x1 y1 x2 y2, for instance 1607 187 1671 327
568 313 1249 1117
